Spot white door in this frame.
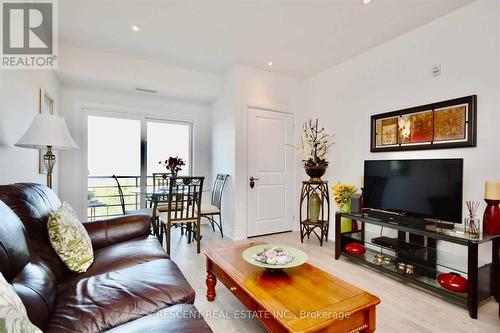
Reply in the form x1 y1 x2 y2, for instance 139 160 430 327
247 108 294 237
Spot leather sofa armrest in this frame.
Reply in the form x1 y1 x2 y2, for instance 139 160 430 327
83 214 151 250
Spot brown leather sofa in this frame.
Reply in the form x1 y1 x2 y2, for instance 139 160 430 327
0 183 212 333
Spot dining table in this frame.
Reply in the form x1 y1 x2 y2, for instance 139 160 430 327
130 186 209 238
130 186 210 203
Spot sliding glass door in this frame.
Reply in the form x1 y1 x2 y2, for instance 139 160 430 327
86 114 192 220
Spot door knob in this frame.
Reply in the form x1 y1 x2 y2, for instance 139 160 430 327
249 177 259 189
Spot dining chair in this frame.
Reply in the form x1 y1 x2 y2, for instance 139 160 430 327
152 171 190 236
158 176 204 255
112 175 156 235
201 174 229 238
112 175 154 217
151 172 171 212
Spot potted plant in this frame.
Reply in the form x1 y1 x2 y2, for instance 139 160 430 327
332 182 357 233
293 119 334 182
159 156 186 177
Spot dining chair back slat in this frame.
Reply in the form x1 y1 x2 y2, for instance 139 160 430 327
152 172 171 191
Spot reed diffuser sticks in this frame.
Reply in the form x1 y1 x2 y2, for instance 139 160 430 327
465 200 480 235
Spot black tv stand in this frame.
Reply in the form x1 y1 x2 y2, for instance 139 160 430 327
335 212 500 319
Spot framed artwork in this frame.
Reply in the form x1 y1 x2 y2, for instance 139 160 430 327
371 95 476 152
376 117 398 146
39 89 54 174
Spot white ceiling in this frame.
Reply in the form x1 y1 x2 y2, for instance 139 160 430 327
60 0 474 79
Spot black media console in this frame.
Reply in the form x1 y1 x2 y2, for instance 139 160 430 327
335 212 500 319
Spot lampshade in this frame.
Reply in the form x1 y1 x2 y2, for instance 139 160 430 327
15 114 79 150
485 181 500 200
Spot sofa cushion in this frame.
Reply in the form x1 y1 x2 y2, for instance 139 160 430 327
0 200 56 329
103 304 212 333
10 263 57 330
0 201 30 281
0 184 66 282
83 214 152 250
48 205 94 273
60 235 169 286
0 272 42 333
45 259 195 333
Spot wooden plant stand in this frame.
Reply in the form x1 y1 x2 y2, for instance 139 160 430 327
300 180 330 246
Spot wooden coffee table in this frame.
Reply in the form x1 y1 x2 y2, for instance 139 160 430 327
205 242 380 333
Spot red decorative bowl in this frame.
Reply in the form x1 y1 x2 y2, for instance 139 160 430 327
344 243 366 255
437 272 469 293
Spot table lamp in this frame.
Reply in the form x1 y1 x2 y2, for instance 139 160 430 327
483 181 500 234
15 114 79 188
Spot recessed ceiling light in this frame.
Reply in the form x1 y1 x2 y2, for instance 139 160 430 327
362 0 372 4
130 25 141 32
267 61 273 66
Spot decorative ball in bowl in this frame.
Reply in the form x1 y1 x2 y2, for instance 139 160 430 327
242 244 308 270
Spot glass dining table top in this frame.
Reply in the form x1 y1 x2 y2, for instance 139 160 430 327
130 187 209 196
130 186 168 195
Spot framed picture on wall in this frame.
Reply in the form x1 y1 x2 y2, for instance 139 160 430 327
370 95 477 152
39 89 54 174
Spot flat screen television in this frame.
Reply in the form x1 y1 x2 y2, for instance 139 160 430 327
364 159 463 224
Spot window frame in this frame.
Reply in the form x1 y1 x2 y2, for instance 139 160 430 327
82 107 195 215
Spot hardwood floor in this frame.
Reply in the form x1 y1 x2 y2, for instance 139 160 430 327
168 225 499 333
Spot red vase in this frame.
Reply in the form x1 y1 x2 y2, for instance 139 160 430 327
351 220 359 231
483 199 500 235
437 272 469 293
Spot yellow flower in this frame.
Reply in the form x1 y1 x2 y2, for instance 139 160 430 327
332 182 357 207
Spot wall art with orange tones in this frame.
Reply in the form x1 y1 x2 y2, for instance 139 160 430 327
371 95 476 152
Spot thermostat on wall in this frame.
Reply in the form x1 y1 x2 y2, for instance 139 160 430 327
432 64 441 77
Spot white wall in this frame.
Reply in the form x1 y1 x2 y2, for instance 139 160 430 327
58 44 221 103
0 70 60 192
211 65 302 240
58 86 212 219
302 0 500 260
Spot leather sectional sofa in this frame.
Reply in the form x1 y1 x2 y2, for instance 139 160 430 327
0 183 212 332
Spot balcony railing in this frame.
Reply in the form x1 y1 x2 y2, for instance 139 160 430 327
87 175 153 220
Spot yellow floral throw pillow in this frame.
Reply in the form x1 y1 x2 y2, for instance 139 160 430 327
48 203 94 273
0 273 42 333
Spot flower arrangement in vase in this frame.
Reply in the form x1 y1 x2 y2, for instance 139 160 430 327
159 156 186 177
291 119 334 182
332 182 357 233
